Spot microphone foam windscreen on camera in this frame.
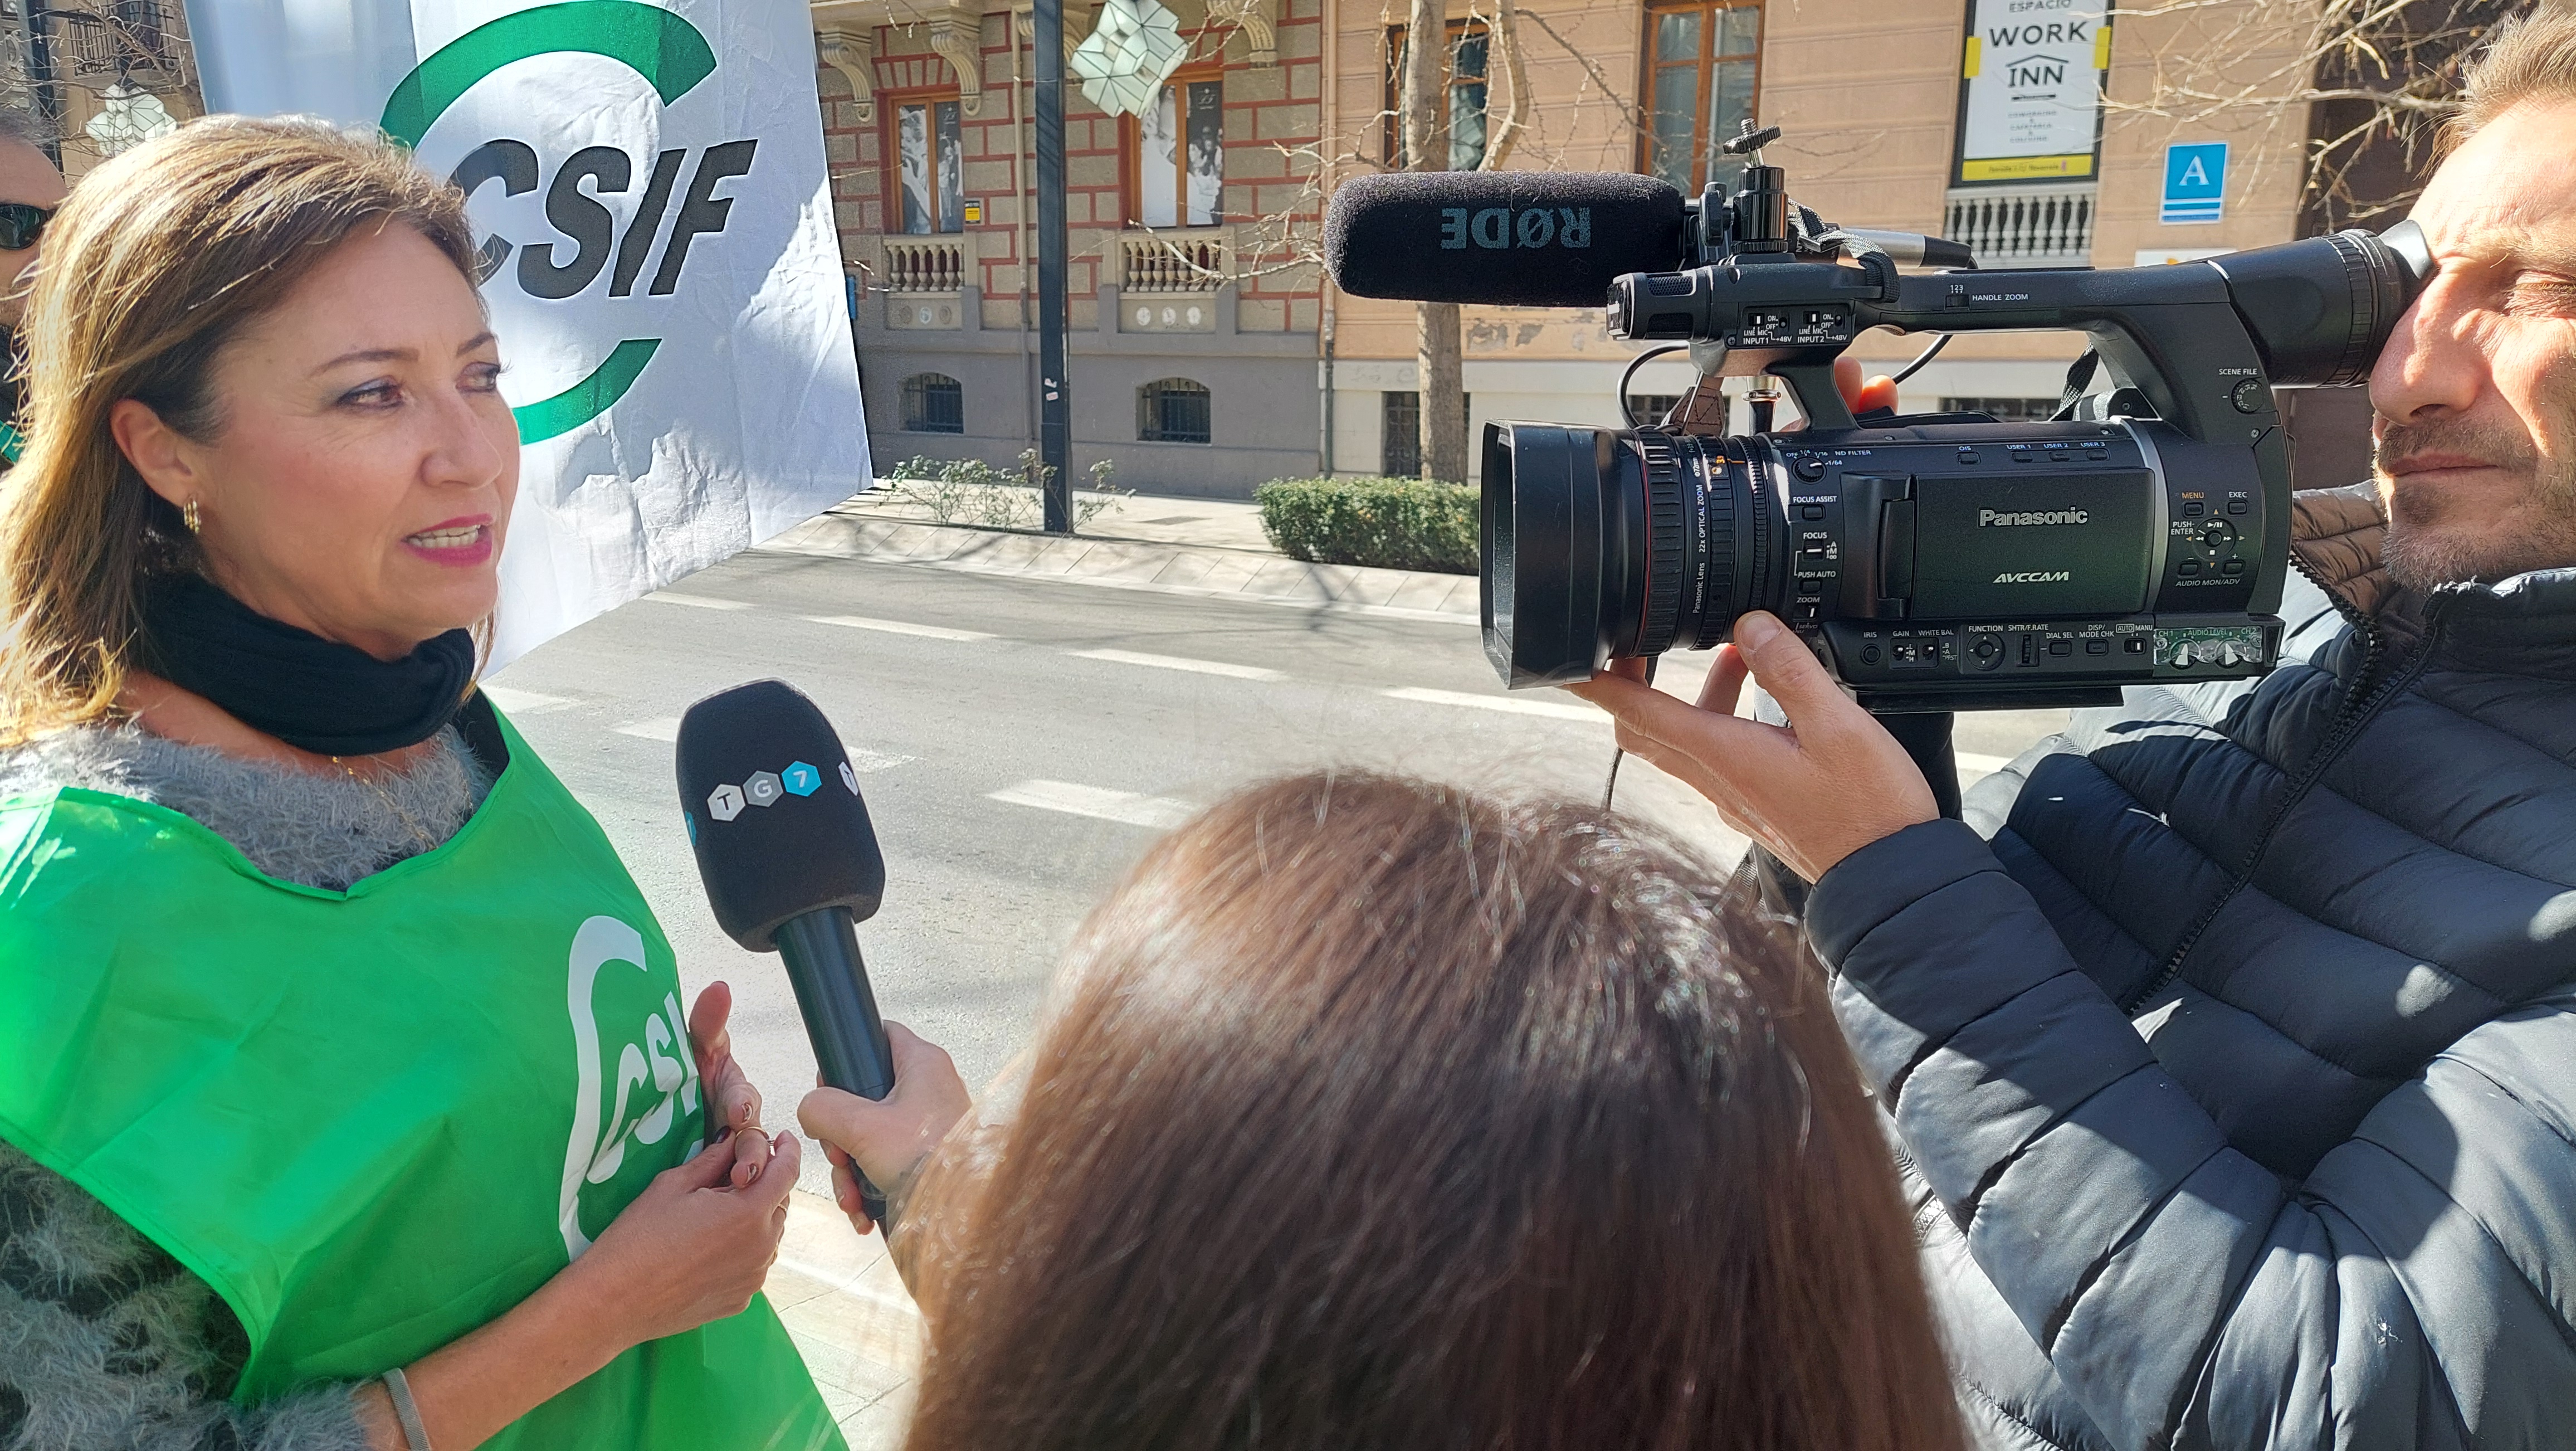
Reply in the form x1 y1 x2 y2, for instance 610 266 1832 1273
675 679 886 953
1325 172 1686 309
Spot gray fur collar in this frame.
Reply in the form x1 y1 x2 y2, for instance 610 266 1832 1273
0 723 492 890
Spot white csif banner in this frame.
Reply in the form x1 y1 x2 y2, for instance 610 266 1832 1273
186 0 871 666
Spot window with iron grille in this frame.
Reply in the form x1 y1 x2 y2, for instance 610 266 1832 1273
1138 378 1212 444
900 373 965 433
1381 391 1421 478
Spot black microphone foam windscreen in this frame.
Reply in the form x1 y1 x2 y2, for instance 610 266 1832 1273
676 680 886 952
1325 172 1685 309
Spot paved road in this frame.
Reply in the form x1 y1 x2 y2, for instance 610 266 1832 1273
488 544 2061 1195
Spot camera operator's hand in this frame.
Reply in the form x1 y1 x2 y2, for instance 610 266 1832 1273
1567 611 1938 882
797 1021 972 1239
1817 357 1899 422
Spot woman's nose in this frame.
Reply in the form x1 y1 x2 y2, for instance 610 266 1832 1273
427 386 512 486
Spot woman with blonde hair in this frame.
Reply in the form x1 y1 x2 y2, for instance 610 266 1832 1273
805 771 1967 1451
0 119 836 1450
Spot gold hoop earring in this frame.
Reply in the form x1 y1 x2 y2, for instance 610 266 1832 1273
181 500 201 535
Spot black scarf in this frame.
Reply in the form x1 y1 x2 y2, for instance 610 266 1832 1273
134 572 477 757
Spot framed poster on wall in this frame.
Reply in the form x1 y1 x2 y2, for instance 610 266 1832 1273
1950 0 2110 186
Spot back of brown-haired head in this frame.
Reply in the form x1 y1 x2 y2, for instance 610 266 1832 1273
901 772 1963 1451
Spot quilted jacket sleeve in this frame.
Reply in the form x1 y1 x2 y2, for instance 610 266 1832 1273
1812 819 2576 1451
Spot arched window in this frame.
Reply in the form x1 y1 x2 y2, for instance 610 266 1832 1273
900 372 964 434
1137 377 1211 444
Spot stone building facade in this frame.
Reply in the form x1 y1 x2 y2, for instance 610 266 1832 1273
811 0 2373 497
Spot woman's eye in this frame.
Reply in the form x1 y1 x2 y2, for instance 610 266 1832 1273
340 381 401 408
464 362 505 393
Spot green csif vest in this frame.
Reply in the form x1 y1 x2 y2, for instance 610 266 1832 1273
0 703 841 1450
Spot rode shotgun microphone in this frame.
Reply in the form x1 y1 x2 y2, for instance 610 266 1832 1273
676 679 897 1226
1325 171 1686 308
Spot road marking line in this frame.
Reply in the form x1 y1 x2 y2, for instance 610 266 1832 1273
848 748 916 773
987 779 1194 829
751 543 1479 624
613 717 681 742
1070 648 1285 681
1382 686 1601 722
480 685 578 715
643 591 754 611
806 615 996 642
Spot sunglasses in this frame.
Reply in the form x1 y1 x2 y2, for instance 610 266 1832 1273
0 202 52 252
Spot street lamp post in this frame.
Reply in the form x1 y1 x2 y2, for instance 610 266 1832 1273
1033 0 1072 533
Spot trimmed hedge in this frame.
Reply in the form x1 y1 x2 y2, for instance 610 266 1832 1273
1256 475 1477 574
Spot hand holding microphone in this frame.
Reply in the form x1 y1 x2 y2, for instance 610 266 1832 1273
677 680 905 1226
798 1022 970 1239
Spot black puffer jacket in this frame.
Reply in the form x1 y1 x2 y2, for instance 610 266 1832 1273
1808 484 2576 1450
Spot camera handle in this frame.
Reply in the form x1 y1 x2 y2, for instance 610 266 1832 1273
1871 708 1963 821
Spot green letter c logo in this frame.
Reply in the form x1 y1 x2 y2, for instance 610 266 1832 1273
384 2 718 444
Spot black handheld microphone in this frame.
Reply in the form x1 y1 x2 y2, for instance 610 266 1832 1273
676 679 897 1226
1325 171 1686 308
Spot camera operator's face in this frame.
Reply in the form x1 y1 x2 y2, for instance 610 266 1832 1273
2370 98 2576 590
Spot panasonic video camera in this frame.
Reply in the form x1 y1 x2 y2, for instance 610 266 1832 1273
1323 126 2432 711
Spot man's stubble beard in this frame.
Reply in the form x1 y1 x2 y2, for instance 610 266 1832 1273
2375 400 2576 592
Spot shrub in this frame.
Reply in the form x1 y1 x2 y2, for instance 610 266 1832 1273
1256 475 1477 574
882 452 1127 530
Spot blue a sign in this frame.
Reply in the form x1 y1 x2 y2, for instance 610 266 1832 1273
2162 142 2228 225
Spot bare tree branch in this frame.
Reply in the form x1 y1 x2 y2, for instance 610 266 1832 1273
1475 0 1529 171
2105 0 2506 231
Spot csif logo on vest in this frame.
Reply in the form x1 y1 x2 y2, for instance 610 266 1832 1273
383 2 757 445
558 915 705 1258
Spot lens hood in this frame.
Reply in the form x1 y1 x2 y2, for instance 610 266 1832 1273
1480 423 1643 688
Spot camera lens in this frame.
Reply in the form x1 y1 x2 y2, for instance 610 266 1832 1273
2210 220 2434 388
1480 422 1772 688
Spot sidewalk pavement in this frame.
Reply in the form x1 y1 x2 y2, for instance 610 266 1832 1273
767 1189 921 1450
762 486 1480 622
